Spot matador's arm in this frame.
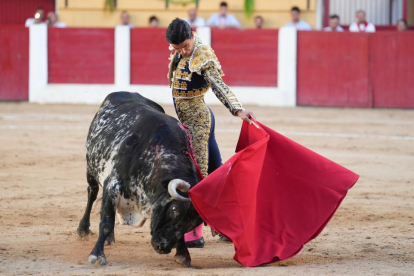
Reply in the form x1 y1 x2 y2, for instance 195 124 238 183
202 63 244 115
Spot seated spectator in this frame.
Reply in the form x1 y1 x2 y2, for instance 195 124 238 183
397 19 408 31
117 11 133 28
184 9 206 28
254 15 264 29
149 16 159 28
207 2 241 29
349 10 376 32
323 15 344 31
284 6 312 30
25 7 45 27
47 12 66 28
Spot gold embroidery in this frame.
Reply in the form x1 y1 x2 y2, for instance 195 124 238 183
189 44 221 73
168 33 242 177
174 97 211 177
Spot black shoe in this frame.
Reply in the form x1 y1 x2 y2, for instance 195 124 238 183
218 235 231 242
185 237 205 248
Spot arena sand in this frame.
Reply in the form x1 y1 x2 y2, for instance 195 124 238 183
0 102 413 276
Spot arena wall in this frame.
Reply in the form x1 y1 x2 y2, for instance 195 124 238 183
0 26 29 101
26 25 296 107
2 26 413 108
296 31 414 108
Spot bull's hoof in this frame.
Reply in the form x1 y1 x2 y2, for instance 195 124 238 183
77 227 90 237
174 254 191 267
88 254 106 266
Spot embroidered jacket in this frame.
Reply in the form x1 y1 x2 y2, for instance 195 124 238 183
167 33 244 177
168 34 244 115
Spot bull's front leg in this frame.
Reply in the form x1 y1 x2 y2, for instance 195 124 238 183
88 188 116 266
174 236 191 267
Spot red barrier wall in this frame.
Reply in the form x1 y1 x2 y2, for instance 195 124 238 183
211 29 278 87
297 32 372 107
370 32 414 108
130 28 169 85
297 31 414 108
0 26 29 100
48 28 114 84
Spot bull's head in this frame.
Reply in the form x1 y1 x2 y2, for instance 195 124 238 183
150 179 202 254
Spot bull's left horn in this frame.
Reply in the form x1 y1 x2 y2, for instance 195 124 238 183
168 179 191 202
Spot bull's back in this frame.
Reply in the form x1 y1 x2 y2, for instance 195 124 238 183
85 92 168 182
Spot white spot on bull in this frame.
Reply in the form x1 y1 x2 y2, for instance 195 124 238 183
116 195 148 226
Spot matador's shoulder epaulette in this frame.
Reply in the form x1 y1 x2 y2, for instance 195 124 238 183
189 44 222 73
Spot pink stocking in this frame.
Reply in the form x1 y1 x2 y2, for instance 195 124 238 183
184 223 203 242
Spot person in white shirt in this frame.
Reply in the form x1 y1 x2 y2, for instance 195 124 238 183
117 11 133 28
47 12 66 28
284 6 312 31
349 10 376 33
323 15 344 31
183 9 205 28
25 7 45 27
207 2 241 29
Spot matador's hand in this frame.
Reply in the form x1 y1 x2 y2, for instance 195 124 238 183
236 110 256 123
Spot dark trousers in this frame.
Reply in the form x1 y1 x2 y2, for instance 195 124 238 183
207 107 222 175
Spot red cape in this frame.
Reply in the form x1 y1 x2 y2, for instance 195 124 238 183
189 120 359 267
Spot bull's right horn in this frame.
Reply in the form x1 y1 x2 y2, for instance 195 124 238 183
168 179 191 202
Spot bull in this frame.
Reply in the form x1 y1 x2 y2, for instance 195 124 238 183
77 92 203 267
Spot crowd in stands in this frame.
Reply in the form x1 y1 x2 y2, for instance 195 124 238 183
25 2 410 32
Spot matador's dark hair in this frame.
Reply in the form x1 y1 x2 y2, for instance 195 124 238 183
166 18 193 86
166 18 192 45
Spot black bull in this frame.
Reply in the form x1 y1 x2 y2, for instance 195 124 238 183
77 92 203 267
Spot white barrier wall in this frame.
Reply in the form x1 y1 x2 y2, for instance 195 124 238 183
29 26 297 107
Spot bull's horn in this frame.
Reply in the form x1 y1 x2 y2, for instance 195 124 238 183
168 179 191 202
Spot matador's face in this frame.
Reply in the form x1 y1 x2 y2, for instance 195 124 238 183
170 33 195 58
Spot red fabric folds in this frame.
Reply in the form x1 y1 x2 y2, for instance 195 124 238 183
188 120 359 267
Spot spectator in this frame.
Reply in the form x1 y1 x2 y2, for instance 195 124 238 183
184 9 206 28
323 15 344 31
149 16 159 28
46 12 66 28
25 7 45 27
118 11 133 28
254 15 264 29
349 10 376 32
207 2 241 29
284 6 312 30
397 19 408 31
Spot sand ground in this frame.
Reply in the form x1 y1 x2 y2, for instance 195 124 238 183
0 102 413 276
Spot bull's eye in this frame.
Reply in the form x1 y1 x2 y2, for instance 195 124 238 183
170 206 178 219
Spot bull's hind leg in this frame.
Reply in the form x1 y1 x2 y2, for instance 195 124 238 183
88 183 117 266
77 172 99 236
174 236 191 267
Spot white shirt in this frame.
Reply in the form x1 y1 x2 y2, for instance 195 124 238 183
183 17 206 28
207 13 241 29
25 18 46 27
25 18 36 27
323 26 344 32
284 20 312 31
349 22 376 33
116 23 134 29
50 22 67 28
